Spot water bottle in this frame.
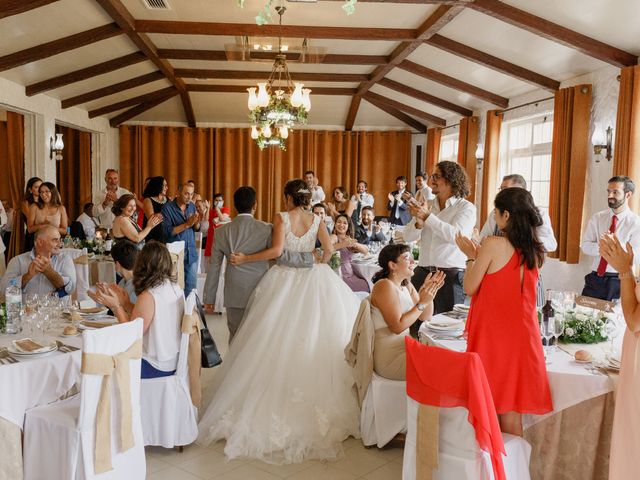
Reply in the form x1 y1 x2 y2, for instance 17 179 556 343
5 279 22 334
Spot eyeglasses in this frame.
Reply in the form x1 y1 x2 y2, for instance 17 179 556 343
429 174 442 181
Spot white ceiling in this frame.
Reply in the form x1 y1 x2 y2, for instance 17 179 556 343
0 0 637 129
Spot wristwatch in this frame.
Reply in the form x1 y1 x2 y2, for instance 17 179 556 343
416 303 426 312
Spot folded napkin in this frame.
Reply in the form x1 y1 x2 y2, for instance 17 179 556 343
81 320 115 329
12 338 49 353
428 314 465 327
80 306 105 314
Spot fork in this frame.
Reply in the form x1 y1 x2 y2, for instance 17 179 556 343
0 348 18 364
55 341 80 353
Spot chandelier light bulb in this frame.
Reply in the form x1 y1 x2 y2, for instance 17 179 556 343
291 83 304 108
247 87 258 110
251 125 259 139
257 83 270 107
279 125 289 139
263 124 272 138
302 89 312 111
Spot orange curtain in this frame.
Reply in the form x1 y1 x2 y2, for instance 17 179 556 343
119 127 412 221
613 65 640 212
480 110 503 226
548 84 592 263
56 126 92 222
1 112 25 260
457 116 479 202
425 128 441 175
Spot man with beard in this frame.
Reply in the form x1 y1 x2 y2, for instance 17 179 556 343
355 206 386 244
581 175 640 300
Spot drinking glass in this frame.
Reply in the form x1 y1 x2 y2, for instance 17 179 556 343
540 319 555 357
552 317 565 351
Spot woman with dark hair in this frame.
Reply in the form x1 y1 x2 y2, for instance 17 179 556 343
112 193 162 249
27 182 68 237
142 176 168 242
204 192 231 267
370 244 444 380
198 178 362 463
455 187 552 436
326 186 357 221
331 213 369 292
90 241 183 378
22 177 42 252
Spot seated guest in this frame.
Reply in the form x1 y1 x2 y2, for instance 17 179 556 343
326 186 357 222
27 182 68 237
356 206 386 245
0 225 76 299
204 193 231 267
112 194 163 249
89 241 183 379
0 199 6 276
76 202 99 240
332 214 370 293
90 240 139 314
370 244 444 379
142 176 168 243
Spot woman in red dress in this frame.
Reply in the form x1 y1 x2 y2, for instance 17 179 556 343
455 187 552 436
204 193 231 265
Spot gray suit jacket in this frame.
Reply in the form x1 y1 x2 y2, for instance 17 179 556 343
203 214 314 308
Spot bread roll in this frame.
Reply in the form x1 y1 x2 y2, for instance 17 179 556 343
574 350 593 361
63 326 78 336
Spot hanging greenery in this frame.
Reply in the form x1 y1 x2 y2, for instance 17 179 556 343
237 0 357 25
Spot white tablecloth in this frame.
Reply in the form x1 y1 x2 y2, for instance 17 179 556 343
351 260 381 290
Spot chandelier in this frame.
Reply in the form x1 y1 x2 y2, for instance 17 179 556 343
247 6 311 150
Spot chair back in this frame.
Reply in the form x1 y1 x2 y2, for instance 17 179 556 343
61 248 90 300
167 241 186 289
177 292 198 379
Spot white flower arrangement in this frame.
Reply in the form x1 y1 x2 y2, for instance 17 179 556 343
558 306 612 344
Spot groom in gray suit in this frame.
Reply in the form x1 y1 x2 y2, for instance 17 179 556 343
203 186 315 341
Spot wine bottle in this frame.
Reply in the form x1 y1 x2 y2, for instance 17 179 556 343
104 228 113 255
541 290 555 346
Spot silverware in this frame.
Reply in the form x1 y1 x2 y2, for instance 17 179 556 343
55 341 80 353
0 348 18 364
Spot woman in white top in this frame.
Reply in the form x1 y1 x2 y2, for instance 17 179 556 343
369 244 444 380
90 241 183 378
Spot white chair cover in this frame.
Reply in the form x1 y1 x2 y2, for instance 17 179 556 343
360 373 406 447
167 241 185 289
23 320 146 480
402 398 532 480
195 232 203 274
61 247 90 301
139 292 199 447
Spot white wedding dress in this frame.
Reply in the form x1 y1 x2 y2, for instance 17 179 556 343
197 211 361 463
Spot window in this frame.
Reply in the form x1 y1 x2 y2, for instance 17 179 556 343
500 114 553 208
439 133 458 163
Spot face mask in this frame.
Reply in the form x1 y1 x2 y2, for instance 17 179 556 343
214 201 223 208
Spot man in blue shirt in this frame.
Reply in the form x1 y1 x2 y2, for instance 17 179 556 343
162 182 201 295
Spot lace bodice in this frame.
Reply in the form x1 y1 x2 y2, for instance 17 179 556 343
280 211 320 252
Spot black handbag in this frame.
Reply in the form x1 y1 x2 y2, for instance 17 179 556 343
195 294 223 368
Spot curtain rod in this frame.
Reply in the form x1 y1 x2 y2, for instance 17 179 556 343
441 123 460 130
495 96 554 115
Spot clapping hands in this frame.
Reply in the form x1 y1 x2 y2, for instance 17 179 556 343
418 270 446 304
149 213 163 227
455 232 479 260
599 234 634 273
87 283 120 310
409 202 431 221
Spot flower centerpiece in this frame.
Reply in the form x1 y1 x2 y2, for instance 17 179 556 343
558 306 612 344
0 303 6 333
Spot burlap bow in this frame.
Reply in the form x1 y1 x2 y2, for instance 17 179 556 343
73 254 89 265
169 252 185 289
80 339 143 474
416 404 440 480
181 312 202 408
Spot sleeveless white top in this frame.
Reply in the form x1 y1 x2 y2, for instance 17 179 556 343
280 211 320 253
145 280 184 371
372 284 415 330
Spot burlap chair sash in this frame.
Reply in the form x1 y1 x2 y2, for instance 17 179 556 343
416 404 440 480
73 254 89 265
181 312 202 408
80 338 143 474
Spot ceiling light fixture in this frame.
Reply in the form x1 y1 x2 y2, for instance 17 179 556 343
237 0 357 26
50 133 64 161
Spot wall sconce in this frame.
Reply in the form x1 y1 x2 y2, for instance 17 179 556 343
591 125 612 162
50 133 64 161
475 143 484 165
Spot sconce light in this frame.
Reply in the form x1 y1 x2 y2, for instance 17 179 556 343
50 133 64 161
591 124 612 162
475 143 485 164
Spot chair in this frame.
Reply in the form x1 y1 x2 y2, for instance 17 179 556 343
61 247 90 301
167 241 185 289
24 319 146 480
361 373 406 447
69 221 86 240
402 338 531 480
139 292 199 447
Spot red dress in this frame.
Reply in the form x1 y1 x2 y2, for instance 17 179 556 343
466 251 553 415
204 206 231 257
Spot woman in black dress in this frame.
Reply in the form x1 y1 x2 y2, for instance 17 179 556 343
142 176 168 243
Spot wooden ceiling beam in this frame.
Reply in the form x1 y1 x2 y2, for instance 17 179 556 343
136 20 416 41
469 0 637 68
365 91 446 126
425 34 560 91
378 78 472 116
25 52 147 96
363 95 427 133
0 0 60 19
94 0 196 127
322 0 471 3
109 89 179 127
399 60 509 108
175 68 368 82
61 71 165 109
186 84 356 95
0 23 121 72
345 96 362 131
158 49 389 65
90 86 177 118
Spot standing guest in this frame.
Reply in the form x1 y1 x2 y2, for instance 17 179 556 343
27 182 68 237
331 214 370 293
455 187 552 435
142 176 168 243
93 169 138 229
204 193 231 267
187 180 202 203
403 161 476 314
304 170 326 205
387 176 411 225
414 172 434 204
162 182 201 296
195 199 210 250
112 194 163 249
599 234 640 480
0 200 6 274
75 202 100 240
1 202 13 253
581 176 640 301
351 180 374 224
356 206 386 245
327 186 357 222
22 177 42 252
0 225 76 299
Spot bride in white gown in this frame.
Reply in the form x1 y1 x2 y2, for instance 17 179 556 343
197 179 361 464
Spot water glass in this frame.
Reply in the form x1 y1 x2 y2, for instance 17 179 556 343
552 317 565 351
540 320 555 357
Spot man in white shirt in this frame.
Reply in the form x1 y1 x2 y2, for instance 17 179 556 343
92 169 134 229
404 161 476 314
75 202 100 240
580 175 640 301
414 172 435 204
304 170 326 205
351 180 374 225
387 176 411 225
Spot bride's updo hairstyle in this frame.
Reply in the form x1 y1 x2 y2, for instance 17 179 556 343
372 243 411 286
284 179 312 207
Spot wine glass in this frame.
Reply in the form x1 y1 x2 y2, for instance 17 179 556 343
552 316 565 352
540 319 555 357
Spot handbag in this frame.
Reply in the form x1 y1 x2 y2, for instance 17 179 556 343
195 294 223 368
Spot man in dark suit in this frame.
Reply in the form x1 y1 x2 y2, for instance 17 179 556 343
387 176 411 225
356 206 387 245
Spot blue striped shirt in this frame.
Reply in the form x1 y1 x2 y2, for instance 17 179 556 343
161 200 198 265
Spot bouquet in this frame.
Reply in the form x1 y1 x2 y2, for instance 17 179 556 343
329 251 342 271
0 303 6 333
558 306 611 344
411 244 420 261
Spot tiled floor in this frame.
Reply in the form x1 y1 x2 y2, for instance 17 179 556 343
145 312 404 480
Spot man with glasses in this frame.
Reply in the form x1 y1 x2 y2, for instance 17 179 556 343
403 161 476 316
0 225 76 299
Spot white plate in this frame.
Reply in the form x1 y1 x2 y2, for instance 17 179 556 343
453 303 470 311
427 323 464 331
8 341 58 356
61 332 81 338
79 307 109 317
573 359 593 364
